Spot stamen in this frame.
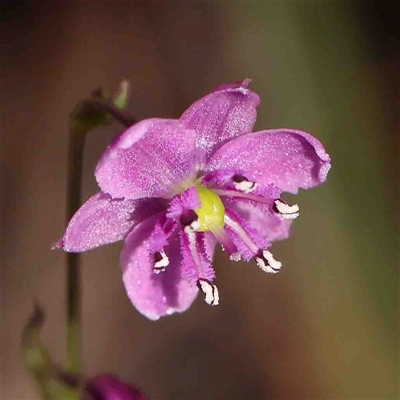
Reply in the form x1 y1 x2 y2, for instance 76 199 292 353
232 174 258 193
224 214 259 255
255 250 282 274
230 253 242 262
209 224 239 258
184 232 215 282
153 251 169 274
180 209 200 233
273 199 299 220
213 189 271 205
197 278 219 306
187 232 205 277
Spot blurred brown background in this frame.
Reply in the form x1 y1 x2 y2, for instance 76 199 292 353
1 1 398 399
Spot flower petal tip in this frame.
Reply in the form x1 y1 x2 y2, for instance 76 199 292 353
214 78 254 94
319 159 332 183
51 240 63 250
242 78 252 88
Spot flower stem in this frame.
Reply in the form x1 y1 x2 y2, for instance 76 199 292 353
65 97 136 381
65 127 85 377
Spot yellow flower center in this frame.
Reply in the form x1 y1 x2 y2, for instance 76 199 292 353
194 184 225 232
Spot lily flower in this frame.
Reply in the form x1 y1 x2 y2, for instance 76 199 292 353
55 80 331 320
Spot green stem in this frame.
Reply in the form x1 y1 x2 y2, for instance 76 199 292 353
65 128 85 376
65 99 136 380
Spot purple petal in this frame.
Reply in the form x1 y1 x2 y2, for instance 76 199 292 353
86 374 147 400
166 186 201 220
179 80 260 166
206 129 331 194
121 218 198 320
95 118 197 200
54 192 163 253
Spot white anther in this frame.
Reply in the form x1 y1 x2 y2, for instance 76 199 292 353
153 251 169 274
230 252 242 262
197 279 219 306
183 219 201 233
274 199 299 219
233 180 258 193
255 250 282 274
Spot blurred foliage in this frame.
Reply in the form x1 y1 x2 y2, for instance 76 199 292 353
227 1 398 398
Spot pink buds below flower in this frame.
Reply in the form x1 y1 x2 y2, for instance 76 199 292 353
85 373 148 400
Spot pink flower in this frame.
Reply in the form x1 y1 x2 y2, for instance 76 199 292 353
56 80 331 320
85 374 147 400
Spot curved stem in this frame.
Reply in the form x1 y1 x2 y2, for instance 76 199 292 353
79 98 137 128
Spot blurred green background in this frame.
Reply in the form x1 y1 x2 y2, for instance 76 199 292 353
1 1 398 399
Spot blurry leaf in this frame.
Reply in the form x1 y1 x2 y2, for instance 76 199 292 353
21 303 80 400
113 80 130 109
